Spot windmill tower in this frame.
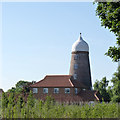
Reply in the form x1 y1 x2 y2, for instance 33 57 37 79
69 33 92 90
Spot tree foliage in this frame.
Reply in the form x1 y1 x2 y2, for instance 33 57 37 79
7 80 30 94
93 77 110 101
94 66 120 102
95 2 120 62
111 66 120 102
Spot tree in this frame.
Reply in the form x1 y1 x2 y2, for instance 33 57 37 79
1 92 8 118
15 80 30 93
93 77 110 101
1 92 8 109
13 95 24 118
27 91 35 108
7 80 31 94
95 2 120 62
7 87 16 93
111 66 120 102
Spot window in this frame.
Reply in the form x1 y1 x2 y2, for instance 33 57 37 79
65 88 70 94
54 88 59 94
82 88 86 91
74 64 78 69
43 88 48 93
75 88 78 94
33 88 38 93
73 74 77 79
74 55 78 60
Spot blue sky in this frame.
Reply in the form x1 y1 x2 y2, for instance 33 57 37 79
1 2 117 91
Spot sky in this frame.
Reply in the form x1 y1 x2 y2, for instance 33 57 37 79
1 2 118 92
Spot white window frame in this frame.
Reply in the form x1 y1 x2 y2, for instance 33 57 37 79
73 74 77 79
43 88 48 94
75 88 78 94
54 88 59 94
82 88 86 91
33 88 38 93
65 88 70 94
74 64 78 69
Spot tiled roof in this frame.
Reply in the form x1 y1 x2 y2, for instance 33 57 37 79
30 75 86 88
78 90 99 101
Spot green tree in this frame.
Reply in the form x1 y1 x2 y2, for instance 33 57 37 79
27 91 35 107
95 2 120 62
7 80 31 94
111 66 120 102
7 87 16 93
13 96 24 118
1 92 8 118
1 92 8 109
15 80 30 93
93 77 110 101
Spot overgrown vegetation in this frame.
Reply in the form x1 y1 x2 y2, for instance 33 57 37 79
94 66 120 102
0 93 119 118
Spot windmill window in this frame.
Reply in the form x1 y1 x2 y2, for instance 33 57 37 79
43 88 48 93
73 74 77 79
74 64 78 69
74 55 78 60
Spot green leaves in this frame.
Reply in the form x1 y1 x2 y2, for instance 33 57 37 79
1 94 119 118
93 77 110 101
95 2 120 62
94 66 120 102
105 46 120 62
111 66 120 102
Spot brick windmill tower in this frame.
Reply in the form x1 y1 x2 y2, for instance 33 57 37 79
69 33 92 90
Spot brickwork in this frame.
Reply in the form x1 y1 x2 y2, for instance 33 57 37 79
69 51 92 90
30 87 84 102
30 87 99 102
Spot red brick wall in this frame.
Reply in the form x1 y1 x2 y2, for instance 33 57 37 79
30 87 82 102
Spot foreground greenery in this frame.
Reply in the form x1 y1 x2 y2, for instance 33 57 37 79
1 93 120 118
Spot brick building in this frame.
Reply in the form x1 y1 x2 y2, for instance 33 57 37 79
29 34 101 103
30 75 101 102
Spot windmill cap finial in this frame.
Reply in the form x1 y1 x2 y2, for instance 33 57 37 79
80 33 82 37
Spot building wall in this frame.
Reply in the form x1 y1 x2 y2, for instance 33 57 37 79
30 87 82 102
69 51 92 89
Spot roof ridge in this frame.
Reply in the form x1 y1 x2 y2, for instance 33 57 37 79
46 75 71 76
29 79 44 87
29 75 73 88
69 79 74 87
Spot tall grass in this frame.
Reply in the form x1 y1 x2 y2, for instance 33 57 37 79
1 97 119 118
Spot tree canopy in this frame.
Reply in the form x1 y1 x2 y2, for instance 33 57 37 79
93 77 110 101
95 2 120 62
111 66 120 102
7 80 31 93
94 66 120 102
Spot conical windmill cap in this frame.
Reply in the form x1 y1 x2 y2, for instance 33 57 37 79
72 33 89 52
